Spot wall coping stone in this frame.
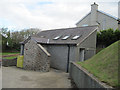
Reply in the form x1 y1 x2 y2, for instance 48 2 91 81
37 44 51 57
71 62 113 89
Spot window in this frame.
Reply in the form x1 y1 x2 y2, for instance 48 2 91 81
53 36 61 40
62 35 70 40
82 24 88 27
72 35 80 40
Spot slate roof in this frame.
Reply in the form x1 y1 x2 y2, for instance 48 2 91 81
25 25 98 45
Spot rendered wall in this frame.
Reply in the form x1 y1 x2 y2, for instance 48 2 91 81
98 12 118 30
46 45 68 72
78 30 97 61
76 13 91 27
23 39 50 72
43 44 77 72
42 30 97 71
76 12 118 30
84 50 95 60
70 62 113 88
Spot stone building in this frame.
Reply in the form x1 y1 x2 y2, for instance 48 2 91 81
20 25 98 72
76 3 118 30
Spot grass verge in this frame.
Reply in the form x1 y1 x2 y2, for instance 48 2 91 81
78 40 119 87
1 52 20 59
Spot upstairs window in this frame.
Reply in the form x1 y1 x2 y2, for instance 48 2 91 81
82 24 88 27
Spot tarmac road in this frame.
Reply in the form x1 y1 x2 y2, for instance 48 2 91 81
2 66 72 88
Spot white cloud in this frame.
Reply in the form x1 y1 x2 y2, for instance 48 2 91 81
0 0 119 31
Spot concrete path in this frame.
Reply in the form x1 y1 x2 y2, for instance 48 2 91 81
0 67 2 90
2 66 72 88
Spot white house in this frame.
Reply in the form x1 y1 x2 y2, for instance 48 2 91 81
76 2 118 30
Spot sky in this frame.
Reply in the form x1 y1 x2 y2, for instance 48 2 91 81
0 0 119 31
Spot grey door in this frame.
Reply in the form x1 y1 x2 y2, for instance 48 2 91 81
79 48 85 61
47 45 68 72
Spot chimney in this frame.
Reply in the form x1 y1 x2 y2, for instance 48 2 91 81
91 2 98 26
118 1 120 30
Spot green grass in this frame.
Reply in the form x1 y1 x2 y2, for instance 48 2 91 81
1 52 19 55
96 47 104 53
3 56 18 59
1 52 20 59
78 40 119 87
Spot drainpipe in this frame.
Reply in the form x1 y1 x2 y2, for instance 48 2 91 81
20 44 24 55
67 45 70 73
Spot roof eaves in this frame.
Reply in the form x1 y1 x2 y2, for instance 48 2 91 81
19 36 31 45
76 12 91 25
37 42 77 45
77 26 98 46
97 10 118 20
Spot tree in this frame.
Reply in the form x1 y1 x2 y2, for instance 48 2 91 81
0 28 8 51
1 27 41 51
97 28 120 47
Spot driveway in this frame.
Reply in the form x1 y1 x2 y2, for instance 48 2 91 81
0 67 2 90
2 66 72 88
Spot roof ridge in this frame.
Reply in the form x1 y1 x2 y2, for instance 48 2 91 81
40 25 97 32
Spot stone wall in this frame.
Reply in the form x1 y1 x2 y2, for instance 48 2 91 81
70 62 113 88
2 58 17 67
23 39 50 72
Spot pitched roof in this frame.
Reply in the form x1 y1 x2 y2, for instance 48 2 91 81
76 10 118 25
27 25 97 45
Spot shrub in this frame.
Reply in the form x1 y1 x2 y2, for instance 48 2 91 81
97 28 120 47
